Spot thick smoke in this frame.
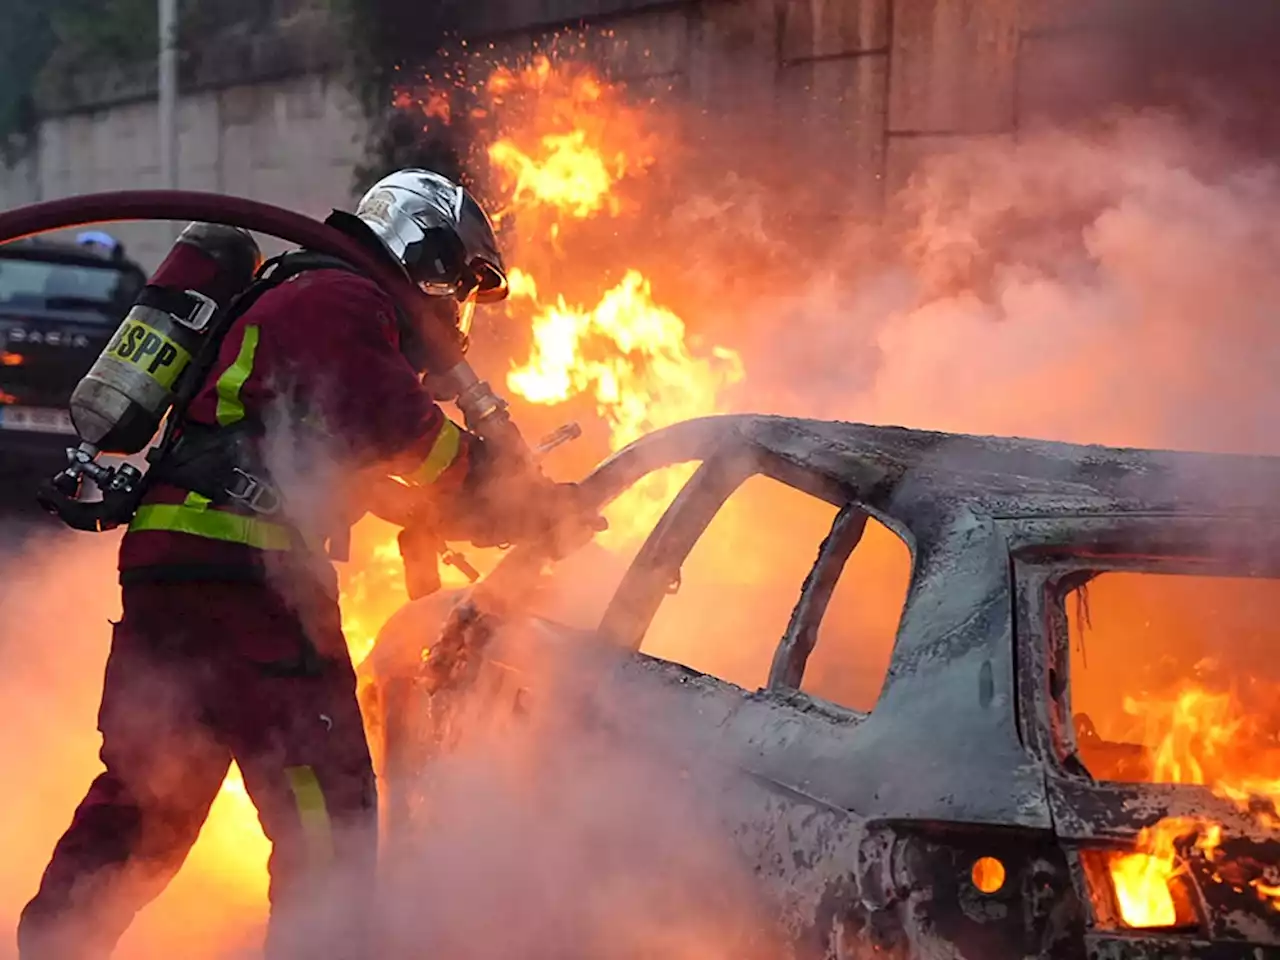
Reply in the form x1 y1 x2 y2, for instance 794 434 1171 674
735 112 1280 455
367 632 786 960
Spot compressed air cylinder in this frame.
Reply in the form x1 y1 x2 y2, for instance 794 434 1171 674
70 223 262 454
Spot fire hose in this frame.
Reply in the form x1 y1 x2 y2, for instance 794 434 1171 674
0 190 525 451
0 190 596 607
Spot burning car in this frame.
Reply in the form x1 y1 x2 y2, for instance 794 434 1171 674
357 413 1280 960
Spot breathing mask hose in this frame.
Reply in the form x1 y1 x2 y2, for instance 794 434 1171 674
0 190 528 457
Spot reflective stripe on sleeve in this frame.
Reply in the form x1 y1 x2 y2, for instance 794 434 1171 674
406 417 462 486
128 493 293 550
215 325 260 426
283 765 335 867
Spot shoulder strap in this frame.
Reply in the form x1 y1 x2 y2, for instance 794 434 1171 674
257 250 360 285
147 250 363 467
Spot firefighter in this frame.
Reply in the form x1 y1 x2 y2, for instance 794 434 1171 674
18 169 579 958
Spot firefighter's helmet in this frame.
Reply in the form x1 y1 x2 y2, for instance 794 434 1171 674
352 169 508 339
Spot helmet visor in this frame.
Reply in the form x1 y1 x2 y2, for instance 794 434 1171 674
456 295 477 340
418 284 479 348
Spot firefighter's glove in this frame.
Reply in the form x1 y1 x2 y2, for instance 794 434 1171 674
455 477 606 554
519 479 609 558
437 434 607 551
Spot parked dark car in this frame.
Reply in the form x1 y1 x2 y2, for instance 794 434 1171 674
0 237 145 478
360 415 1280 960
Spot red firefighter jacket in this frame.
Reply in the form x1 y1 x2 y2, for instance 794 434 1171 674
118 242 471 582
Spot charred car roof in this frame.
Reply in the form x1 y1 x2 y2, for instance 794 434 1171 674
593 414 1280 521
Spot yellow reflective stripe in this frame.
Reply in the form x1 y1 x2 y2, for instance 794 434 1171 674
215 325 260 426
407 418 462 486
183 491 211 509
283 765 334 867
129 501 292 550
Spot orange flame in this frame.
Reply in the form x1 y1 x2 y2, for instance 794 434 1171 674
506 268 742 447
1108 684 1280 924
506 267 742 544
1109 816 1223 928
489 131 621 218
484 55 656 220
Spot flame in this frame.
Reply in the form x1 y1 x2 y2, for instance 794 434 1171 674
507 268 742 446
489 131 621 218
506 269 742 544
1110 817 1194 928
1106 684 1280 923
484 55 656 219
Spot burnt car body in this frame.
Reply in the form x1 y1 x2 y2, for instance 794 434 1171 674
360 415 1280 959
0 238 145 475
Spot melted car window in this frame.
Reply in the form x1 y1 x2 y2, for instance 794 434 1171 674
800 517 911 713
641 474 838 691
1066 572 1280 791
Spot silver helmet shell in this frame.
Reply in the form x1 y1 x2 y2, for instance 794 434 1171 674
354 169 508 304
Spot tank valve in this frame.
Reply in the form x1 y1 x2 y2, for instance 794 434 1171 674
38 443 146 532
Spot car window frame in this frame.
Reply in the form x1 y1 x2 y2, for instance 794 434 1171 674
767 502 870 691
1009 513 1280 839
596 439 914 710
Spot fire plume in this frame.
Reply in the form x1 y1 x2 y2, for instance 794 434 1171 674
1106 683 1280 926
507 268 743 449
335 53 713 670
506 267 743 544
484 55 657 219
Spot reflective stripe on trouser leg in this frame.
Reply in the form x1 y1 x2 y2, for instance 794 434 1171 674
283 765 335 868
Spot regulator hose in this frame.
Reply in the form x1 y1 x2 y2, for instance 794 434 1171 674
0 190 467 372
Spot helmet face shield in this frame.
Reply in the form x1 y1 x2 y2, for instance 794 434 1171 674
404 225 470 293
419 287 476 354
456 294 477 341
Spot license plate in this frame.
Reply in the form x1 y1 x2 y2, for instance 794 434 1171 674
0 405 76 436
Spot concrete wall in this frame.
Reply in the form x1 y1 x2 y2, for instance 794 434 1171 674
2 0 1253 269
0 8 362 271
0 74 367 271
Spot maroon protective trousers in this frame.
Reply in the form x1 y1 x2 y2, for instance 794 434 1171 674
17 579 378 959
